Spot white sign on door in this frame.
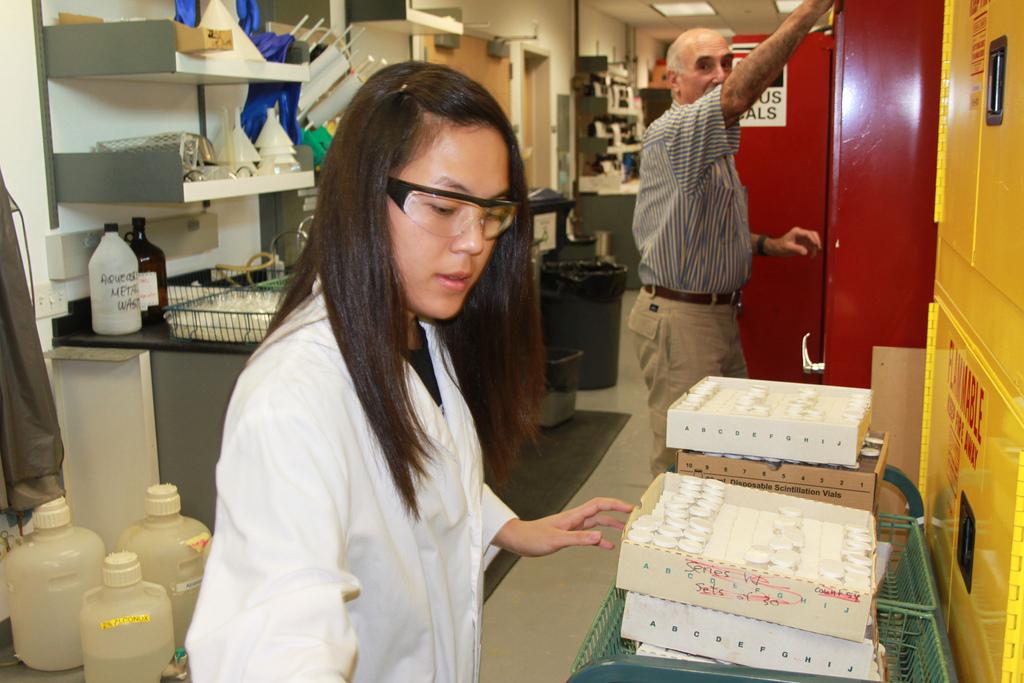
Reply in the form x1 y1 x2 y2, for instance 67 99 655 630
733 51 787 127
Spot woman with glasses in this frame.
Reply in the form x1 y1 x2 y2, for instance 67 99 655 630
186 61 632 682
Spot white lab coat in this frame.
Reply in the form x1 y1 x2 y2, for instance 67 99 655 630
186 291 517 682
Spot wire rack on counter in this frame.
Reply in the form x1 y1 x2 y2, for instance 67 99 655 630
165 268 288 345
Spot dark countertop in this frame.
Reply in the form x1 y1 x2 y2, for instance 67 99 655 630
53 322 257 356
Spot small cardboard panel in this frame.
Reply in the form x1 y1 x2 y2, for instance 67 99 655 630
173 22 233 53
677 432 889 512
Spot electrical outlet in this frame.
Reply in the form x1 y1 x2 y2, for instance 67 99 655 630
34 280 69 320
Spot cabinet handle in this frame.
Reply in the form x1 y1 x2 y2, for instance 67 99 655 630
987 36 1008 126
801 332 824 375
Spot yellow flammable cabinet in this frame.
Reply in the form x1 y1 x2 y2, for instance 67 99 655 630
922 0 1024 681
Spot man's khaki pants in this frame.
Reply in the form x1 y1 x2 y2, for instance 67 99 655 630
628 287 748 476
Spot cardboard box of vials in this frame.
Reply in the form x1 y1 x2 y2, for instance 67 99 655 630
676 432 890 512
616 473 876 641
622 591 878 679
666 377 872 467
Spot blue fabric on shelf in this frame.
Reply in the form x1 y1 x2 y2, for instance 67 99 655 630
240 33 301 145
252 32 294 61
237 0 260 35
174 0 197 27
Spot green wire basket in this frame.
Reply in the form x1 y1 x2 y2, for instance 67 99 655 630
875 514 937 613
570 514 949 682
570 587 949 682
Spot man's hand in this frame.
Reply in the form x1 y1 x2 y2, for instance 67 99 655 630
492 497 634 557
766 227 822 258
721 0 834 125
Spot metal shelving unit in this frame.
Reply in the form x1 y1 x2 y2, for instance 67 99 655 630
52 149 314 204
38 17 314 216
345 0 464 36
43 20 310 83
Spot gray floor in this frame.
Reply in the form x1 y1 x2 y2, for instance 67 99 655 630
481 289 653 683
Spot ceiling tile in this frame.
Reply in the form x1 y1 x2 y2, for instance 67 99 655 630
581 0 785 39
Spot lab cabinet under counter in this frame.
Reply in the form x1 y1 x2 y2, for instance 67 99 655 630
52 324 253 543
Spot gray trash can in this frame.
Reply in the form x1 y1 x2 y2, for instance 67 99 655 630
539 347 583 427
540 260 627 390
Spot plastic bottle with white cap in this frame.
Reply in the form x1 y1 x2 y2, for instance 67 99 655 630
88 223 141 335
116 484 211 649
79 552 174 683
6 497 105 671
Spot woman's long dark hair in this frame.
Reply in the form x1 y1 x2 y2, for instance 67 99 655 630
269 61 544 516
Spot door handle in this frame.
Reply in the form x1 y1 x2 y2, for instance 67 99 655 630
802 332 824 375
987 36 1008 126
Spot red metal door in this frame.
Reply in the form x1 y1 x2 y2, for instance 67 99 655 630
735 34 834 383
822 0 943 388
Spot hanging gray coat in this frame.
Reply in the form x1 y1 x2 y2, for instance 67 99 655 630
0 167 65 510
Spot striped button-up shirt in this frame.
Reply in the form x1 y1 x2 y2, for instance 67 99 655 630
632 85 751 293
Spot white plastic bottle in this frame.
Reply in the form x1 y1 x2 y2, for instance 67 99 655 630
88 222 141 335
80 552 174 683
117 484 211 648
6 497 105 671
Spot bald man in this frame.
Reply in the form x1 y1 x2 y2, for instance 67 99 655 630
629 0 833 475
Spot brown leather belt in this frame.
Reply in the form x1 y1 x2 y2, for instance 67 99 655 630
643 285 741 306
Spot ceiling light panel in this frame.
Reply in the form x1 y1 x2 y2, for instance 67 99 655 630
775 0 801 12
651 2 716 17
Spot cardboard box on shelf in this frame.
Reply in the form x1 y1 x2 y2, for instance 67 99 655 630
666 377 872 466
649 60 670 89
173 22 233 53
616 473 875 641
622 591 877 679
58 12 103 24
676 432 890 512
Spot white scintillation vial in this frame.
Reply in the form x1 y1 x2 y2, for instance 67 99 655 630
845 562 872 586
845 538 873 553
744 546 772 567
689 518 714 535
690 505 715 519
678 537 705 553
778 506 803 519
684 528 709 543
703 479 726 492
819 558 846 582
653 533 679 549
783 527 805 548
665 502 689 516
773 517 800 532
631 516 658 532
843 551 873 567
664 516 689 531
770 549 801 573
627 528 653 544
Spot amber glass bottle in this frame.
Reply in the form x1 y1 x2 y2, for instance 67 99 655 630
125 217 168 324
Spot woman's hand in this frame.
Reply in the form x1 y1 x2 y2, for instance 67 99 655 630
492 497 635 558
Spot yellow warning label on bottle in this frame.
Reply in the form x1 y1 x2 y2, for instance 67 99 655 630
185 532 212 553
100 614 151 630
